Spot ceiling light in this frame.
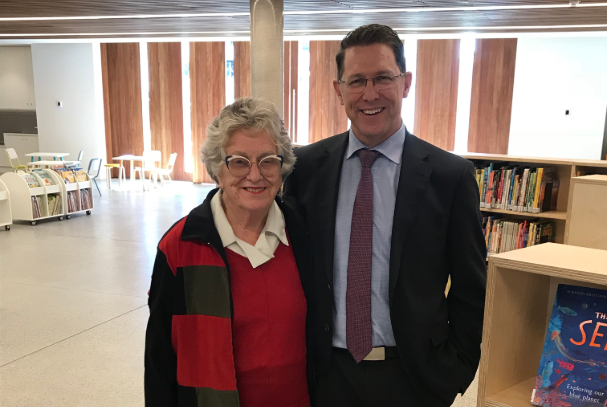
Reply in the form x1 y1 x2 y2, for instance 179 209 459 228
1 2 607 22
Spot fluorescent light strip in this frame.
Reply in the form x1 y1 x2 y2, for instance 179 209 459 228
4 23 607 38
0 31 250 37
286 24 607 33
0 13 250 22
2 2 607 22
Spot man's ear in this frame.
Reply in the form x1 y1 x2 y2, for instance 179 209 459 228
403 72 413 98
333 79 344 105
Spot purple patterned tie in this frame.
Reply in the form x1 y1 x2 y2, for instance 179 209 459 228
346 149 380 363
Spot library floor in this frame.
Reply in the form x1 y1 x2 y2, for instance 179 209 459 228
0 180 478 407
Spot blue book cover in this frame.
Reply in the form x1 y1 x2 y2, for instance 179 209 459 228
532 284 607 407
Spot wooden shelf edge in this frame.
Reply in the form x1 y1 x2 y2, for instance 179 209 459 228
485 376 536 407
480 208 567 220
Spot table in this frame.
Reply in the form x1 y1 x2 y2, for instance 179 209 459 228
26 160 80 168
112 155 160 182
25 152 70 162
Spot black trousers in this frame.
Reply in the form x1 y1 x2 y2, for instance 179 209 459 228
316 348 417 407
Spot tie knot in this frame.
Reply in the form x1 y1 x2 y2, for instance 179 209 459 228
358 149 380 168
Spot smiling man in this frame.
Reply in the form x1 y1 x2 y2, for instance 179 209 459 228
284 24 487 407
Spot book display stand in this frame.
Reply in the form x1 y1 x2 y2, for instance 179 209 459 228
477 243 607 407
59 169 94 218
462 154 607 246
0 168 93 226
0 178 12 231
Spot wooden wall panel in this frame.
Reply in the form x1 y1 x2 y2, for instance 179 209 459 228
309 41 348 144
101 43 144 178
284 41 298 142
414 39 460 151
148 42 190 181
468 38 518 154
234 41 251 99
190 42 225 184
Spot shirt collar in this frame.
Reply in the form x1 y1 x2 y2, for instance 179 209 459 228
346 122 406 165
210 192 289 250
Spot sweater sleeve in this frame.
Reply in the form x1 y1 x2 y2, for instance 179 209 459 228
144 248 178 406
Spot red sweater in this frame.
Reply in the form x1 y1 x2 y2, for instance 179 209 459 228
228 243 309 407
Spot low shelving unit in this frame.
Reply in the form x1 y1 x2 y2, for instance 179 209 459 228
0 167 93 225
477 243 607 407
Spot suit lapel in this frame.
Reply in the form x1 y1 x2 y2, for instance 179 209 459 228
389 134 432 304
313 133 348 287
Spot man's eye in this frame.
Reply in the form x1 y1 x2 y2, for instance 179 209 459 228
349 78 367 87
374 76 392 84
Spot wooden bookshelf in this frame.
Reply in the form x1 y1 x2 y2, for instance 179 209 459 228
460 154 607 246
480 208 567 220
477 243 607 407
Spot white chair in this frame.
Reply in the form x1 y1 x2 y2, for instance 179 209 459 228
5 148 28 171
133 150 161 191
148 153 177 186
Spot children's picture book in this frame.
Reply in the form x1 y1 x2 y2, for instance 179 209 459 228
532 284 607 407
19 172 40 188
32 169 55 186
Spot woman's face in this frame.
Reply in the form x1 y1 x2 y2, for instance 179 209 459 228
217 129 283 218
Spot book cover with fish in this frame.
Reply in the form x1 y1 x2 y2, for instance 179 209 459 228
532 284 607 407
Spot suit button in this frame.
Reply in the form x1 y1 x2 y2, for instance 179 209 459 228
324 324 330 332
327 284 331 291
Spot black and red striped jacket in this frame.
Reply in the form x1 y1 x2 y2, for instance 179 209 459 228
144 188 315 407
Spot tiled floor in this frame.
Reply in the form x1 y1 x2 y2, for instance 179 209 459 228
0 180 478 406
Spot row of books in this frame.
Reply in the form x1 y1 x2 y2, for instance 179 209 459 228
80 189 93 210
483 215 556 255
66 191 79 213
47 194 62 216
475 164 560 213
30 196 43 218
53 168 88 184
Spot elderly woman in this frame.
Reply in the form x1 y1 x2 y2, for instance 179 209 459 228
144 98 312 407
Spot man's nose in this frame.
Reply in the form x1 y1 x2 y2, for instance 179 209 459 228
362 79 380 100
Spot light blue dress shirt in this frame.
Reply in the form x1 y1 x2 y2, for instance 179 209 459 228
332 123 407 349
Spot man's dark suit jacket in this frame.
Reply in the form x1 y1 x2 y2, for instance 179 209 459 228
283 130 487 407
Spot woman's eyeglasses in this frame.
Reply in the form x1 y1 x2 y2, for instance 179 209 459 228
225 155 284 178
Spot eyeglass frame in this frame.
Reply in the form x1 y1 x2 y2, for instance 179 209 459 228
224 154 284 178
337 72 406 91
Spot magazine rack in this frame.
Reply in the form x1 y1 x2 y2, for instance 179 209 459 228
477 243 607 407
0 178 12 230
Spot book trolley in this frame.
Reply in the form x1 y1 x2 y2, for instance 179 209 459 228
0 178 12 231
0 167 93 226
57 168 94 219
477 243 607 407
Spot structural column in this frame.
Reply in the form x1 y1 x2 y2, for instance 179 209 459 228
249 0 284 117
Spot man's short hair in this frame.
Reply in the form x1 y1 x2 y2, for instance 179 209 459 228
336 24 406 81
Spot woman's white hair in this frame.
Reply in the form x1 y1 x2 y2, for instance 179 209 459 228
201 97 296 183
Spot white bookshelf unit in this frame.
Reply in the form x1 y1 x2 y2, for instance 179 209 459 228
63 170 94 218
0 168 94 225
0 171 57 225
0 178 12 231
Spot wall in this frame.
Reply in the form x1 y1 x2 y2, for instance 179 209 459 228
509 37 607 160
31 43 106 176
0 46 36 110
